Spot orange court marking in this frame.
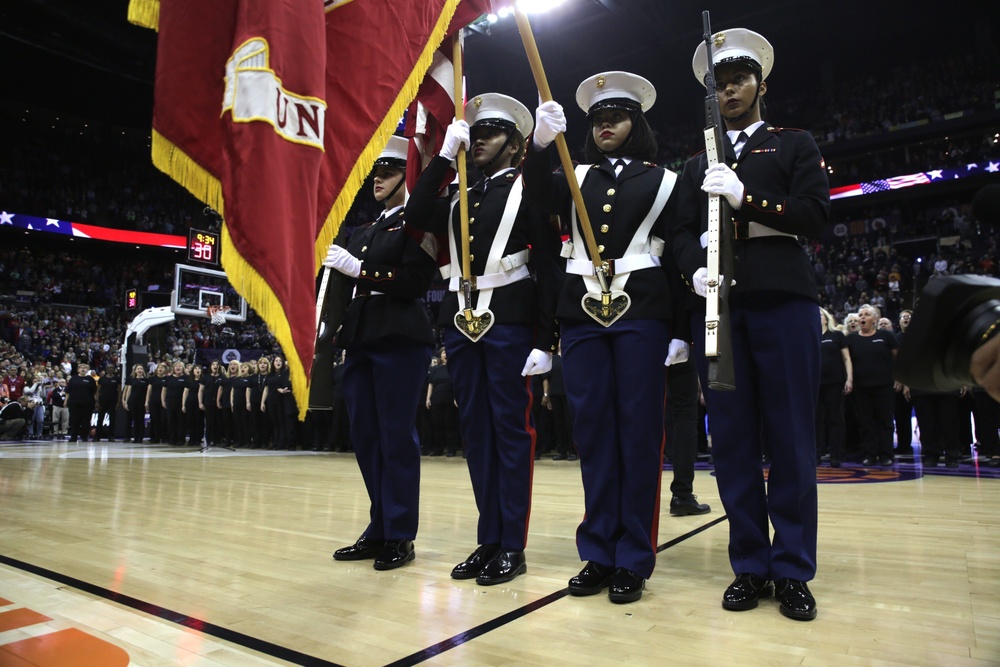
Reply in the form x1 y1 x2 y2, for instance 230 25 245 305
0 608 51 632
0 628 130 667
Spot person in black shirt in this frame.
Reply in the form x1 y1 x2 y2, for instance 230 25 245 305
892 309 914 456
182 364 205 447
425 349 459 457
122 365 148 443
67 363 98 443
231 362 252 448
48 378 69 436
0 397 28 440
95 367 120 441
217 360 239 446
249 357 271 449
846 304 898 466
203 360 223 446
262 356 291 449
162 361 188 446
816 308 853 467
145 363 168 444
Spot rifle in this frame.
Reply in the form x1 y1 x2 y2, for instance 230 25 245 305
309 230 351 410
701 10 736 391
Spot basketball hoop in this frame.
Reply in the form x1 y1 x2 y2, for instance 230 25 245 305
207 305 231 325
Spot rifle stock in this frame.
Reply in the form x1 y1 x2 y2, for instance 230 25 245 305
701 10 736 391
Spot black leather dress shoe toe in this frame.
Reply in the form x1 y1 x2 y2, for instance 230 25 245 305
669 495 711 516
373 539 415 570
775 578 817 620
451 544 500 580
722 573 773 611
475 550 526 585
608 568 645 604
568 561 615 596
333 536 384 561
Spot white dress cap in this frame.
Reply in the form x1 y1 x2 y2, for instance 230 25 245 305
374 135 409 168
692 28 774 87
575 71 656 115
466 93 534 136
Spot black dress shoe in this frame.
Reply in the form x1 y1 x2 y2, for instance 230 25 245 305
608 568 645 604
552 453 568 461
669 495 711 516
861 457 875 466
373 539 415 570
475 550 526 585
568 561 615 596
722 573 773 611
450 544 500 580
878 456 894 466
333 536 384 561
774 578 817 620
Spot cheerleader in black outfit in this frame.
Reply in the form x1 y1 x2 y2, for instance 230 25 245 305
326 136 437 571
145 363 168 444
122 364 148 443
249 357 271 449
217 360 239 446
182 364 205 446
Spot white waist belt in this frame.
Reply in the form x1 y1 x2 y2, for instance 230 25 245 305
746 222 796 239
448 263 530 292
566 254 661 276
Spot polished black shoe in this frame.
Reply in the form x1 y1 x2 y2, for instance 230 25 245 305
774 578 817 620
552 453 568 461
373 539 415 570
878 456 894 467
669 495 711 516
333 536 384 561
722 573 773 611
450 544 500 580
568 561 615 596
861 457 875 466
608 568 645 604
475 550 526 585
567 454 578 461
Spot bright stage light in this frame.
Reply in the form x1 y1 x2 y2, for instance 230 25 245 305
514 0 567 15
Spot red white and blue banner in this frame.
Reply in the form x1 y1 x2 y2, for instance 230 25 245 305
830 160 1000 200
0 211 186 249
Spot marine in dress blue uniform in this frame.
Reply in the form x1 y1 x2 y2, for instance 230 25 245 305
406 94 562 585
327 136 438 571
672 29 830 620
524 72 680 604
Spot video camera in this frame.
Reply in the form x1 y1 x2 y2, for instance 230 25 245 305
895 185 1000 391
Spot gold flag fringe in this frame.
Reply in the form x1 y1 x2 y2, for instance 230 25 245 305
150 131 225 216
313 0 466 269
126 0 160 30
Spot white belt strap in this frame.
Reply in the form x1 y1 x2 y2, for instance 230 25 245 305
569 164 676 293
446 175 527 313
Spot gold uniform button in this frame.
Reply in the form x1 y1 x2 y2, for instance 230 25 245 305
361 246 367 252
607 188 616 196
600 224 609 233
361 270 367 276
602 204 612 213
745 195 753 203
374 271 380 278
388 272 393 278
469 217 475 224
776 204 783 212
762 200 768 207
470 254 475 262
598 244 605 253
732 162 738 169
469 235 474 242
473 202 480 208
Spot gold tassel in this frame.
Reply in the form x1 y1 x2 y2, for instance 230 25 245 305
126 0 160 31
151 131 225 216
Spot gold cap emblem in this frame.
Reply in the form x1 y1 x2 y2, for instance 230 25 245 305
596 76 606 89
473 96 482 108
713 32 726 47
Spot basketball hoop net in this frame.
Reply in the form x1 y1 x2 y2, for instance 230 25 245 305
207 305 231 325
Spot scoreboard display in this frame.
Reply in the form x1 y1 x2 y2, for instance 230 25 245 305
188 228 220 265
125 288 139 311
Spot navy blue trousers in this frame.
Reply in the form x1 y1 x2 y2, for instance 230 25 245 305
444 324 536 551
560 318 669 579
343 337 431 541
693 294 820 582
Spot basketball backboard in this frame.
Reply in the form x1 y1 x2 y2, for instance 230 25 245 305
171 264 248 321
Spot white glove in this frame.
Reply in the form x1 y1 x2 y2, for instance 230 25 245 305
440 119 470 161
665 339 690 366
533 100 566 150
323 244 361 278
692 267 733 297
701 164 745 209
699 231 709 249
521 349 553 376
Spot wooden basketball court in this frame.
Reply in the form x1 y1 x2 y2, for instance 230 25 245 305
1 441 998 666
